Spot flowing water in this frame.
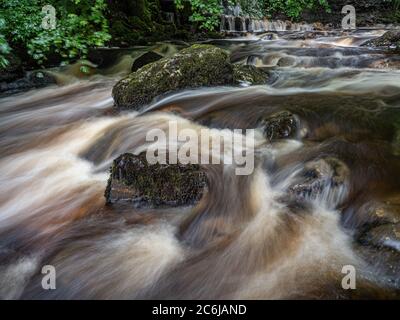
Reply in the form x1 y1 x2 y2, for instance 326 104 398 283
0 30 400 299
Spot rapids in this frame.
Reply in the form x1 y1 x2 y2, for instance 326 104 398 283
0 29 400 299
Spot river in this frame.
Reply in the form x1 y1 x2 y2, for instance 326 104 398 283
0 29 400 299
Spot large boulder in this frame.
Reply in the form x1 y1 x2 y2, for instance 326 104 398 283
112 44 268 110
105 153 207 208
362 31 400 53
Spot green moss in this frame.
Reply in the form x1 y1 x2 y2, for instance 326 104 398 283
112 45 269 110
363 31 400 53
105 153 207 207
233 65 268 85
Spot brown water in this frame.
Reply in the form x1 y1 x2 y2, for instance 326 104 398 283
0 30 400 299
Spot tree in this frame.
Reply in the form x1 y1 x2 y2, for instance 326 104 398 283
0 0 110 67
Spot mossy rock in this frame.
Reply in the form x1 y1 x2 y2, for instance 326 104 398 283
105 152 207 208
260 111 300 141
233 64 268 86
362 31 400 53
112 44 268 110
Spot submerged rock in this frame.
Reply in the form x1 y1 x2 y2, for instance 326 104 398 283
289 157 350 203
356 194 400 288
366 195 400 226
131 51 163 72
0 70 57 95
112 44 268 110
105 153 207 208
359 224 400 251
369 57 400 70
260 111 300 141
232 64 268 86
362 31 400 52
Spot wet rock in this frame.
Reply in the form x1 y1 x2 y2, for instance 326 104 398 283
105 153 207 208
27 71 57 87
0 70 57 95
356 244 400 289
356 194 400 288
359 224 400 251
112 44 268 110
312 22 325 31
232 65 268 86
277 56 296 67
362 31 400 53
260 111 299 141
260 33 277 41
131 51 163 72
366 195 400 226
288 157 350 202
369 57 400 70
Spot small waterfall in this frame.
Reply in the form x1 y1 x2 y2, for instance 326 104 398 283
220 16 314 33
221 15 235 32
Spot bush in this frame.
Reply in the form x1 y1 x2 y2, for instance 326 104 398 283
265 0 331 20
0 18 11 68
174 0 226 31
0 0 111 67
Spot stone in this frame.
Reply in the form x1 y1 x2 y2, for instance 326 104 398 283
112 44 268 110
362 30 400 53
105 153 207 208
0 70 57 95
260 111 299 141
288 157 350 203
359 224 400 252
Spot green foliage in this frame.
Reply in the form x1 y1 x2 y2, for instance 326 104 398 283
0 18 11 68
239 0 265 18
175 0 225 31
265 0 331 19
174 0 331 31
0 0 110 66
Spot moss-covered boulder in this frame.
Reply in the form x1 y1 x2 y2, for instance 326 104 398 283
362 31 400 53
112 44 268 110
105 153 207 208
